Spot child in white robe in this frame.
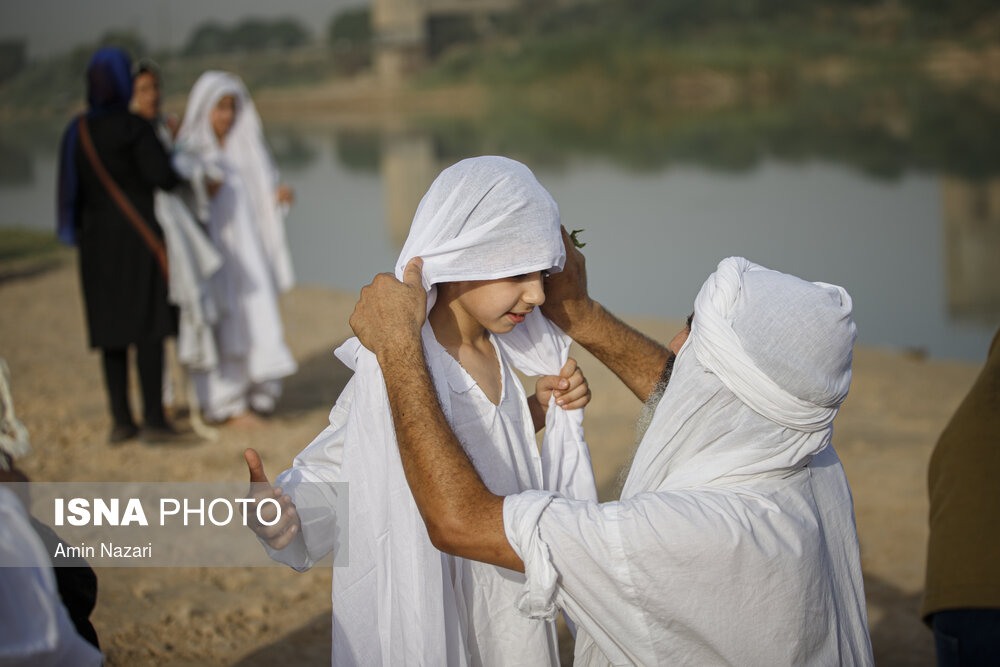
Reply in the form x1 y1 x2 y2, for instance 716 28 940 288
176 71 297 424
250 156 598 666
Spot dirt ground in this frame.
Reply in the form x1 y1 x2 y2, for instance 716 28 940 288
0 250 982 666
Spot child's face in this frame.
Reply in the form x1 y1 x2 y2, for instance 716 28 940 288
210 94 237 143
451 271 546 334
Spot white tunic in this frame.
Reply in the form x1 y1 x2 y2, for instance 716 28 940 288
190 154 297 419
266 156 596 665
270 335 559 666
430 336 560 666
175 71 297 420
504 446 872 666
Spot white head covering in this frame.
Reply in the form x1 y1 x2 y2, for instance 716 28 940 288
623 256 856 494
395 155 564 298
331 156 596 665
176 71 294 291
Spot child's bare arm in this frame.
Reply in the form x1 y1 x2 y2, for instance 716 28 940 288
529 358 591 432
541 227 671 402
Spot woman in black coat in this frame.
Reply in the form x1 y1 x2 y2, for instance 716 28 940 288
57 47 179 443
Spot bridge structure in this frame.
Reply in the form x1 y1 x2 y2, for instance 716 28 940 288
372 0 518 81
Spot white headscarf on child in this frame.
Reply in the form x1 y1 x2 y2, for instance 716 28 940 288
332 156 597 665
175 70 294 292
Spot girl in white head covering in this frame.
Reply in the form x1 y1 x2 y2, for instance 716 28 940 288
176 71 297 422
262 156 598 666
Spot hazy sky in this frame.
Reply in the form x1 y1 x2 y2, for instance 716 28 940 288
0 0 368 59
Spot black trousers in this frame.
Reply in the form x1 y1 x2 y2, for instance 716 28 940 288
932 609 1000 666
100 340 166 428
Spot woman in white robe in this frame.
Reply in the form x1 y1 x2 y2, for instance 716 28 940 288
176 71 297 422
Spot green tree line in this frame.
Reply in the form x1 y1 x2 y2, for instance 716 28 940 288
0 9 373 115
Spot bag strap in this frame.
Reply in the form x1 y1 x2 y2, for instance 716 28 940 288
76 116 169 280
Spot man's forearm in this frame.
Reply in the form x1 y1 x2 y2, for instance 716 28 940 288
375 337 523 572
564 301 672 402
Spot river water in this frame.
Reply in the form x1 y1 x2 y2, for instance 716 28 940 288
2 121 997 362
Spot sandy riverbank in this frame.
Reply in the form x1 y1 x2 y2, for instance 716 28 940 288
0 249 982 665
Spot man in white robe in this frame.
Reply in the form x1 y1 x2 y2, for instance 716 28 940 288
346 233 875 666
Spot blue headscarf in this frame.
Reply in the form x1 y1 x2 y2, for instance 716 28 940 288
56 47 134 245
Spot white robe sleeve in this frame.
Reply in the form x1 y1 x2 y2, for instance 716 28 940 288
262 377 354 571
503 490 645 665
504 474 873 666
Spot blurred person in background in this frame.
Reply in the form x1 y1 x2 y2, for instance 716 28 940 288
131 60 178 145
175 71 297 426
922 327 1000 666
131 62 223 438
0 358 102 666
56 46 181 444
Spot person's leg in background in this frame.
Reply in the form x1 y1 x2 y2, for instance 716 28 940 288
101 347 137 442
136 337 167 429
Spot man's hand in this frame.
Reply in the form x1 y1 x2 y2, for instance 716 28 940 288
244 448 301 550
530 358 592 431
542 226 597 335
350 257 427 359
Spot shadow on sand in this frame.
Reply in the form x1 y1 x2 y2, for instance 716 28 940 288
231 612 330 666
864 573 935 666
274 344 354 419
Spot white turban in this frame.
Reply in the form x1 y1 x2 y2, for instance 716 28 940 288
624 256 856 494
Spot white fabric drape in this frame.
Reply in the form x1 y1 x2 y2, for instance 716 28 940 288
268 156 597 665
504 257 873 665
153 139 223 371
623 257 856 494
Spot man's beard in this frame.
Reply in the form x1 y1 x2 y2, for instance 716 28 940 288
611 354 676 498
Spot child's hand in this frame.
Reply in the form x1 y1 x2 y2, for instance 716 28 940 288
244 448 301 550
276 184 295 206
530 358 592 430
206 179 223 198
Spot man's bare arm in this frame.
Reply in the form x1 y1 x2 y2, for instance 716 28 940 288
350 261 523 572
542 227 672 402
